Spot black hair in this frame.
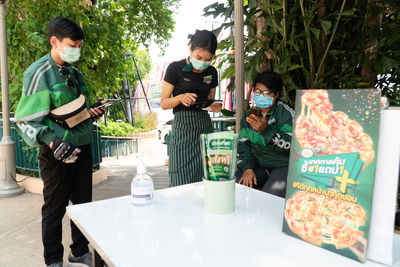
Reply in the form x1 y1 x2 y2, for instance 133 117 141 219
47 17 85 43
188 30 218 55
253 70 283 96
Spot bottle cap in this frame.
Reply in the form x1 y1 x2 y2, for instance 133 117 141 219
137 159 147 174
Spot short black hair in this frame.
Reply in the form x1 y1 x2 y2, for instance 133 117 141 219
253 70 283 96
47 17 85 43
189 30 218 55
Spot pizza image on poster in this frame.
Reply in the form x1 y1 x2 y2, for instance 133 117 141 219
282 89 381 263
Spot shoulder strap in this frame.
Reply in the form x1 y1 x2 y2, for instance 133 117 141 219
71 67 82 95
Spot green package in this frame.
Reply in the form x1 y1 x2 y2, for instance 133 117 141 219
200 131 238 181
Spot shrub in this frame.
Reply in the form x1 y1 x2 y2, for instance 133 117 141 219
99 112 158 136
131 112 158 133
99 120 135 137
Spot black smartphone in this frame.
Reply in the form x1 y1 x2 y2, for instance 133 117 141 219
249 107 262 117
91 98 121 109
94 102 115 109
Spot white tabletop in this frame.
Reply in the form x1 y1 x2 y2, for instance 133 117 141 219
67 183 400 267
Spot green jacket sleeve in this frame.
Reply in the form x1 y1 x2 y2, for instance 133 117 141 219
15 67 60 147
237 112 256 171
260 101 294 153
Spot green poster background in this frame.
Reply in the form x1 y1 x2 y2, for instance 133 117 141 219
282 89 381 263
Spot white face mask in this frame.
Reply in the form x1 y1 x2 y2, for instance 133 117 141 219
58 43 81 63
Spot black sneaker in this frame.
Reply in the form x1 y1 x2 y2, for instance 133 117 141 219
67 251 93 267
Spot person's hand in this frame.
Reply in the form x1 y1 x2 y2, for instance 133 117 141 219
89 99 107 119
179 93 197 107
246 114 267 132
49 137 81 163
210 102 222 112
238 169 257 188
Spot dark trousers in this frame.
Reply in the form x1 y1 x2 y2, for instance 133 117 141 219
236 165 289 198
38 144 92 265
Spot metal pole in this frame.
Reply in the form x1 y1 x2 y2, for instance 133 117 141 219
122 76 133 123
234 0 245 133
131 55 151 111
123 53 134 125
116 137 119 160
0 1 24 197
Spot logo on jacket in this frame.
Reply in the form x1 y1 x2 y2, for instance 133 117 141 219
272 133 291 150
16 122 37 140
203 75 212 84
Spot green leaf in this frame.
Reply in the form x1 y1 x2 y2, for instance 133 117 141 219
221 66 235 80
310 27 320 39
380 55 398 72
339 8 357 16
248 0 257 9
287 64 303 71
320 20 332 36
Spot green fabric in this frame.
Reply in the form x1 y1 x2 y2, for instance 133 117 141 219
49 90 76 108
15 90 50 119
15 53 93 147
52 83 65 89
239 127 265 146
237 100 294 170
279 123 293 133
169 111 213 187
182 57 194 72
62 129 69 141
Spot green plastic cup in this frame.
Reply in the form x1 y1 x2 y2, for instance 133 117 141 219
203 178 235 214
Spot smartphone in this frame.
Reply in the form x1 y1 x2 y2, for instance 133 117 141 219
101 98 122 102
94 102 115 109
91 98 121 109
249 107 262 117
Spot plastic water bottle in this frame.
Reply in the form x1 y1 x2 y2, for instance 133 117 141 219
131 160 154 206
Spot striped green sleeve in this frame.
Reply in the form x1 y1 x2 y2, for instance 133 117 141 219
15 62 58 147
237 113 256 171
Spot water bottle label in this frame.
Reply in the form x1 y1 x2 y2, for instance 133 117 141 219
132 193 152 201
131 187 153 204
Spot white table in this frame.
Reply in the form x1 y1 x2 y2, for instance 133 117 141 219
66 183 400 267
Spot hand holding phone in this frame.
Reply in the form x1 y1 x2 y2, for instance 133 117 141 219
92 102 114 109
89 98 120 119
249 107 262 117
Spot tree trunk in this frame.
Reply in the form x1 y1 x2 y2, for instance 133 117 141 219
361 0 383 87
255 0 270 72
316 0 327 77
317 0 327 49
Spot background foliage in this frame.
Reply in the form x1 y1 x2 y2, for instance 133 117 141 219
205 0 400 106
99 112 158 137
2 0 179 110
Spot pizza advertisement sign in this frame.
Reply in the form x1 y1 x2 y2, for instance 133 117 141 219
282 89 381 263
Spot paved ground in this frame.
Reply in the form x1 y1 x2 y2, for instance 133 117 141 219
0 136 169 267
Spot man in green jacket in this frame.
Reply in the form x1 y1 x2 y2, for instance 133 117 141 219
15 17 105 267
236 71 294 198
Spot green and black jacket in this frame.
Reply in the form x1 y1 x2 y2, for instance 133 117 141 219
237 100 294 171
15 53 93 147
